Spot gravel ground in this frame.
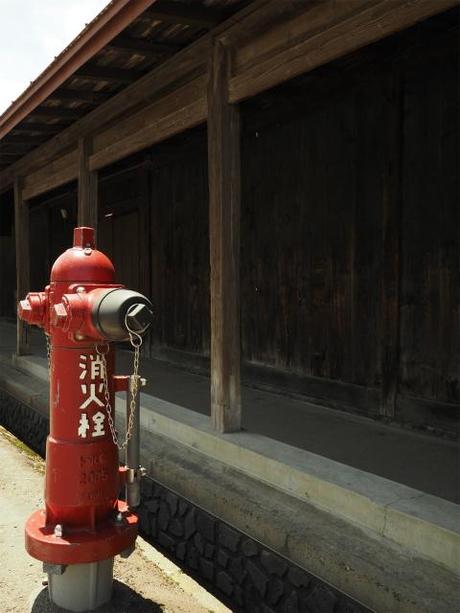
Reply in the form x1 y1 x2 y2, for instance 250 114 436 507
0 426 230 613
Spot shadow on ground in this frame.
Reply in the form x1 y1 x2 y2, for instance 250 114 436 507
30 580 163 612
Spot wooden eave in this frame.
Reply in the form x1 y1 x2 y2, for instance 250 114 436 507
0 0 246 184
1 0 458 197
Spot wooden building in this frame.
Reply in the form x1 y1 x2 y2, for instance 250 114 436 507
0 0 458 437
0 2 459 610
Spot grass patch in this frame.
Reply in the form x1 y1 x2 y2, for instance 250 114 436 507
0 425 45 473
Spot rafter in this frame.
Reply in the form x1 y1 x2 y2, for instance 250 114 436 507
13 122 65 134
31 107 84 120
144 1 223 28
1 135 46 145
49 89 112 105
107 34 181 56
74 65 137 83
0 143 38 154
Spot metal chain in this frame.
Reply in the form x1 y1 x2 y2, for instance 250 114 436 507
44 333 51 371
96 318 143 451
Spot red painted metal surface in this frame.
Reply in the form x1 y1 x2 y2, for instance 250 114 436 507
19 226 138 564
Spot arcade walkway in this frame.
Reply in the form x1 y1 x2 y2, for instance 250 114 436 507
0 319 457 504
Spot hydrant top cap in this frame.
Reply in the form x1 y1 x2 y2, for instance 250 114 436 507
51 227 115 282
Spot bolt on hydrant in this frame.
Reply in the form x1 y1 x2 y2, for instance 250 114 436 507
18 227 153 612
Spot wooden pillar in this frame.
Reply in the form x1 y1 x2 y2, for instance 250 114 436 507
208 39 241 433
380 76 402 418
14 177 30 356
78 136 98 230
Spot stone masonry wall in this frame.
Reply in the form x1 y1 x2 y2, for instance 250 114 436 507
137 478 368 613
0 389 368 613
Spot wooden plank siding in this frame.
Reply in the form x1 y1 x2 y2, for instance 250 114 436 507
240 71 388 412
28 191 78 292
397 36 459 430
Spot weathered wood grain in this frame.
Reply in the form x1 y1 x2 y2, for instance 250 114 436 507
78 136 98 229
23 149 78 200
229 0 460 103
14 177 30 355
208 40 241 433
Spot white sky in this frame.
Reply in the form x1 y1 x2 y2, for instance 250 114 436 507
0 0 110 115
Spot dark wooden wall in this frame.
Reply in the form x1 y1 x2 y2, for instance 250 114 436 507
28 190 77 292
0 191 15 318
98 133 210 357
239 13 459 430
150 137 210 355
398 34 459 428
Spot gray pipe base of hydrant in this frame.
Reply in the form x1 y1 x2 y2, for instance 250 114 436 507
47 558 114 612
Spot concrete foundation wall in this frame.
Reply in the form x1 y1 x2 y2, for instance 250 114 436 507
0 390 368 613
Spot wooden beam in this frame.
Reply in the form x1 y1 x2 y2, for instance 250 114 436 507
23 149 78 200
381 76 402 418
229 0 460 103
50 89 112 105
14 177 30 356
107 34 181 56
1 143 37 155
74 65 136 83
0 152 22 159
78 136 98 229
145 1 222 28
90 74 207 170
31 107 84 120
2 135 46 145
207 40 241 433
14 122 65 134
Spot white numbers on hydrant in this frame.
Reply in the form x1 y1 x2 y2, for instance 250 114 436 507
78 354 106 438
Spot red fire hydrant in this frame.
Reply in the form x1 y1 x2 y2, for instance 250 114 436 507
18 227 153 612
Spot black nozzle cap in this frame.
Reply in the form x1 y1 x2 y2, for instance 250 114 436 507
93 288 154 341
126 303 154 334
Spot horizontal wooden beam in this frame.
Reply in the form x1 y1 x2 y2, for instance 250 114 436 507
1 135 46 145
144 1 222 28
23 149 78 200
75 64 137 83
49 89 112 105
229 0 460 103
90 76 207 170
93 73 206 152
13 122 65 134
31 107 83 120
0 143 37 154
107 34 181 55
0 153 21 160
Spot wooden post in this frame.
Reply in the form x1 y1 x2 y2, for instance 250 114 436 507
14 176 30 356
208 39 241 433
380 76 402 418
78 136 98 229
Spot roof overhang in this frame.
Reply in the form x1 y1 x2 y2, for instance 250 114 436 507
0 0 158 140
